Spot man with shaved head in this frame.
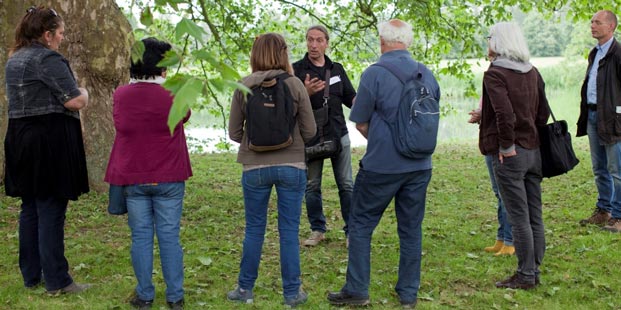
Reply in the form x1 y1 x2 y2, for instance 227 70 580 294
327 19 440 308
577 10 621 233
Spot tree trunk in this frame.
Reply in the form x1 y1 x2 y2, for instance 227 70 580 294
0 0 132 192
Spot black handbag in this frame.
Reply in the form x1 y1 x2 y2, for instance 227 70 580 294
108 184 127 215
538 107 579 178
305 69 341 161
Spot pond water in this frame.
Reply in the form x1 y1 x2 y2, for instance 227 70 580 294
186 115 478 153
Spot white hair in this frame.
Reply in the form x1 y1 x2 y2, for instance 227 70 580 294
488 22 530 62
378 20 413 48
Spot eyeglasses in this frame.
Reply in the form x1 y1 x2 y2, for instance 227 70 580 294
486 36 492 40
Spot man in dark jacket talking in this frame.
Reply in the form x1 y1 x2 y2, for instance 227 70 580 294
293 25 356 247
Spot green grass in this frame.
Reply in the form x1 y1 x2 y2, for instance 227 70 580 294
1 137 620 309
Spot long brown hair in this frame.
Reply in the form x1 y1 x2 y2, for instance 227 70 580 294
250 33 293 74
10 6 63 55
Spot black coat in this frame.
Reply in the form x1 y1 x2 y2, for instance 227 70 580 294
577 38 621 144
292 53 356 138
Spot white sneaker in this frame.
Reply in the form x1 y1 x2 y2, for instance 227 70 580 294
302 231 325 246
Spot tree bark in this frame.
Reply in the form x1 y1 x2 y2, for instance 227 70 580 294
0 0 132 192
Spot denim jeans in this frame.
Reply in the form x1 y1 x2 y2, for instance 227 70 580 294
586 109 621 218
126 182 185 303
237 166 306 299
19 196 73 291
342 168 432 303
492 147 544 280
485 155 513 245
305 134 353 234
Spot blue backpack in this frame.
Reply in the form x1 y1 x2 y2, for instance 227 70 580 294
372 62 440 159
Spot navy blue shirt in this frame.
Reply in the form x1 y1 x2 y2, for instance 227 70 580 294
350 50 440 174
5 43 81 119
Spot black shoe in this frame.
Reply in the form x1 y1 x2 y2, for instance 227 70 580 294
495 273 536 290
327 291 370 306
401 299 417 309
167 298 184 310
130 296 153 309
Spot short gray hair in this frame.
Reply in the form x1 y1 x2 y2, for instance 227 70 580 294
378 19 413 48
488 22 530 63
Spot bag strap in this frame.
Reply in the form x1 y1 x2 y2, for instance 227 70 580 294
322 68 331 106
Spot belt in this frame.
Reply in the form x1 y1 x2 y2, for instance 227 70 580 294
587 104 597 111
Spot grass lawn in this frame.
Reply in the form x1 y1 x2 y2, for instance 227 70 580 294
1 136 619 309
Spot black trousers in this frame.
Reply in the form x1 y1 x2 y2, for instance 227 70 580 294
19 196 73 290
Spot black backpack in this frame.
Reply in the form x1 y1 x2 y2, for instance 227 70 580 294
245 73 296 152
372 62 440 159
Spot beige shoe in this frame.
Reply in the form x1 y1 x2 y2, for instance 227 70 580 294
602 218 621 232
302 231 325 246
47 282 92 295
494 245 515 256
484 240 504 253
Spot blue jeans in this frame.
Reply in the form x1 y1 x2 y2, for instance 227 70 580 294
305 134 353 234
587 109 621 218
485 155 513 245
237 166 306 299
342 168 432 303
19 196 73 291
126 182 185 303
492 147 544 280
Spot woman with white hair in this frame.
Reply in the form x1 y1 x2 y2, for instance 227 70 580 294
478 22 550 290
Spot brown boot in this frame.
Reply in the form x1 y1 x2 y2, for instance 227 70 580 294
602 218 621 232
579 208 611 226
484 240 504 253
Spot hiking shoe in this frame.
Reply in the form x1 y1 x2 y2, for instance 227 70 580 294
129 296 153 309
401 299 417 309
602 218 621 232
284 288 308 308
327 291 370 306
579 208 611 226
46 282 92 295
167 298 184 310
495 273 536 290
227 286 253 304
302 231 325 246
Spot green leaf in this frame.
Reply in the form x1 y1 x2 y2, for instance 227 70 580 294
130 40 145 65
217 62 241 81
192 49 219 67
140 7 153 27
167 78 203 134
157 50 181 68
162 74 188 95
175 18 206 43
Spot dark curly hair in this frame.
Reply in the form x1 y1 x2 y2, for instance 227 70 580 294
130 37 172 79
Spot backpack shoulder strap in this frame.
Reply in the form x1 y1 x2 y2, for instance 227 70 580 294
372 62 420 84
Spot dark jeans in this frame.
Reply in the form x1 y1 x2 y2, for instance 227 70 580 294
305 134 353 234
19 196 73 291
342 168 432 303
492 146 545 280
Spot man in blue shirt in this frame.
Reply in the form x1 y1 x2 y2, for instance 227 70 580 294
576 10 621 232
327 19 440 308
